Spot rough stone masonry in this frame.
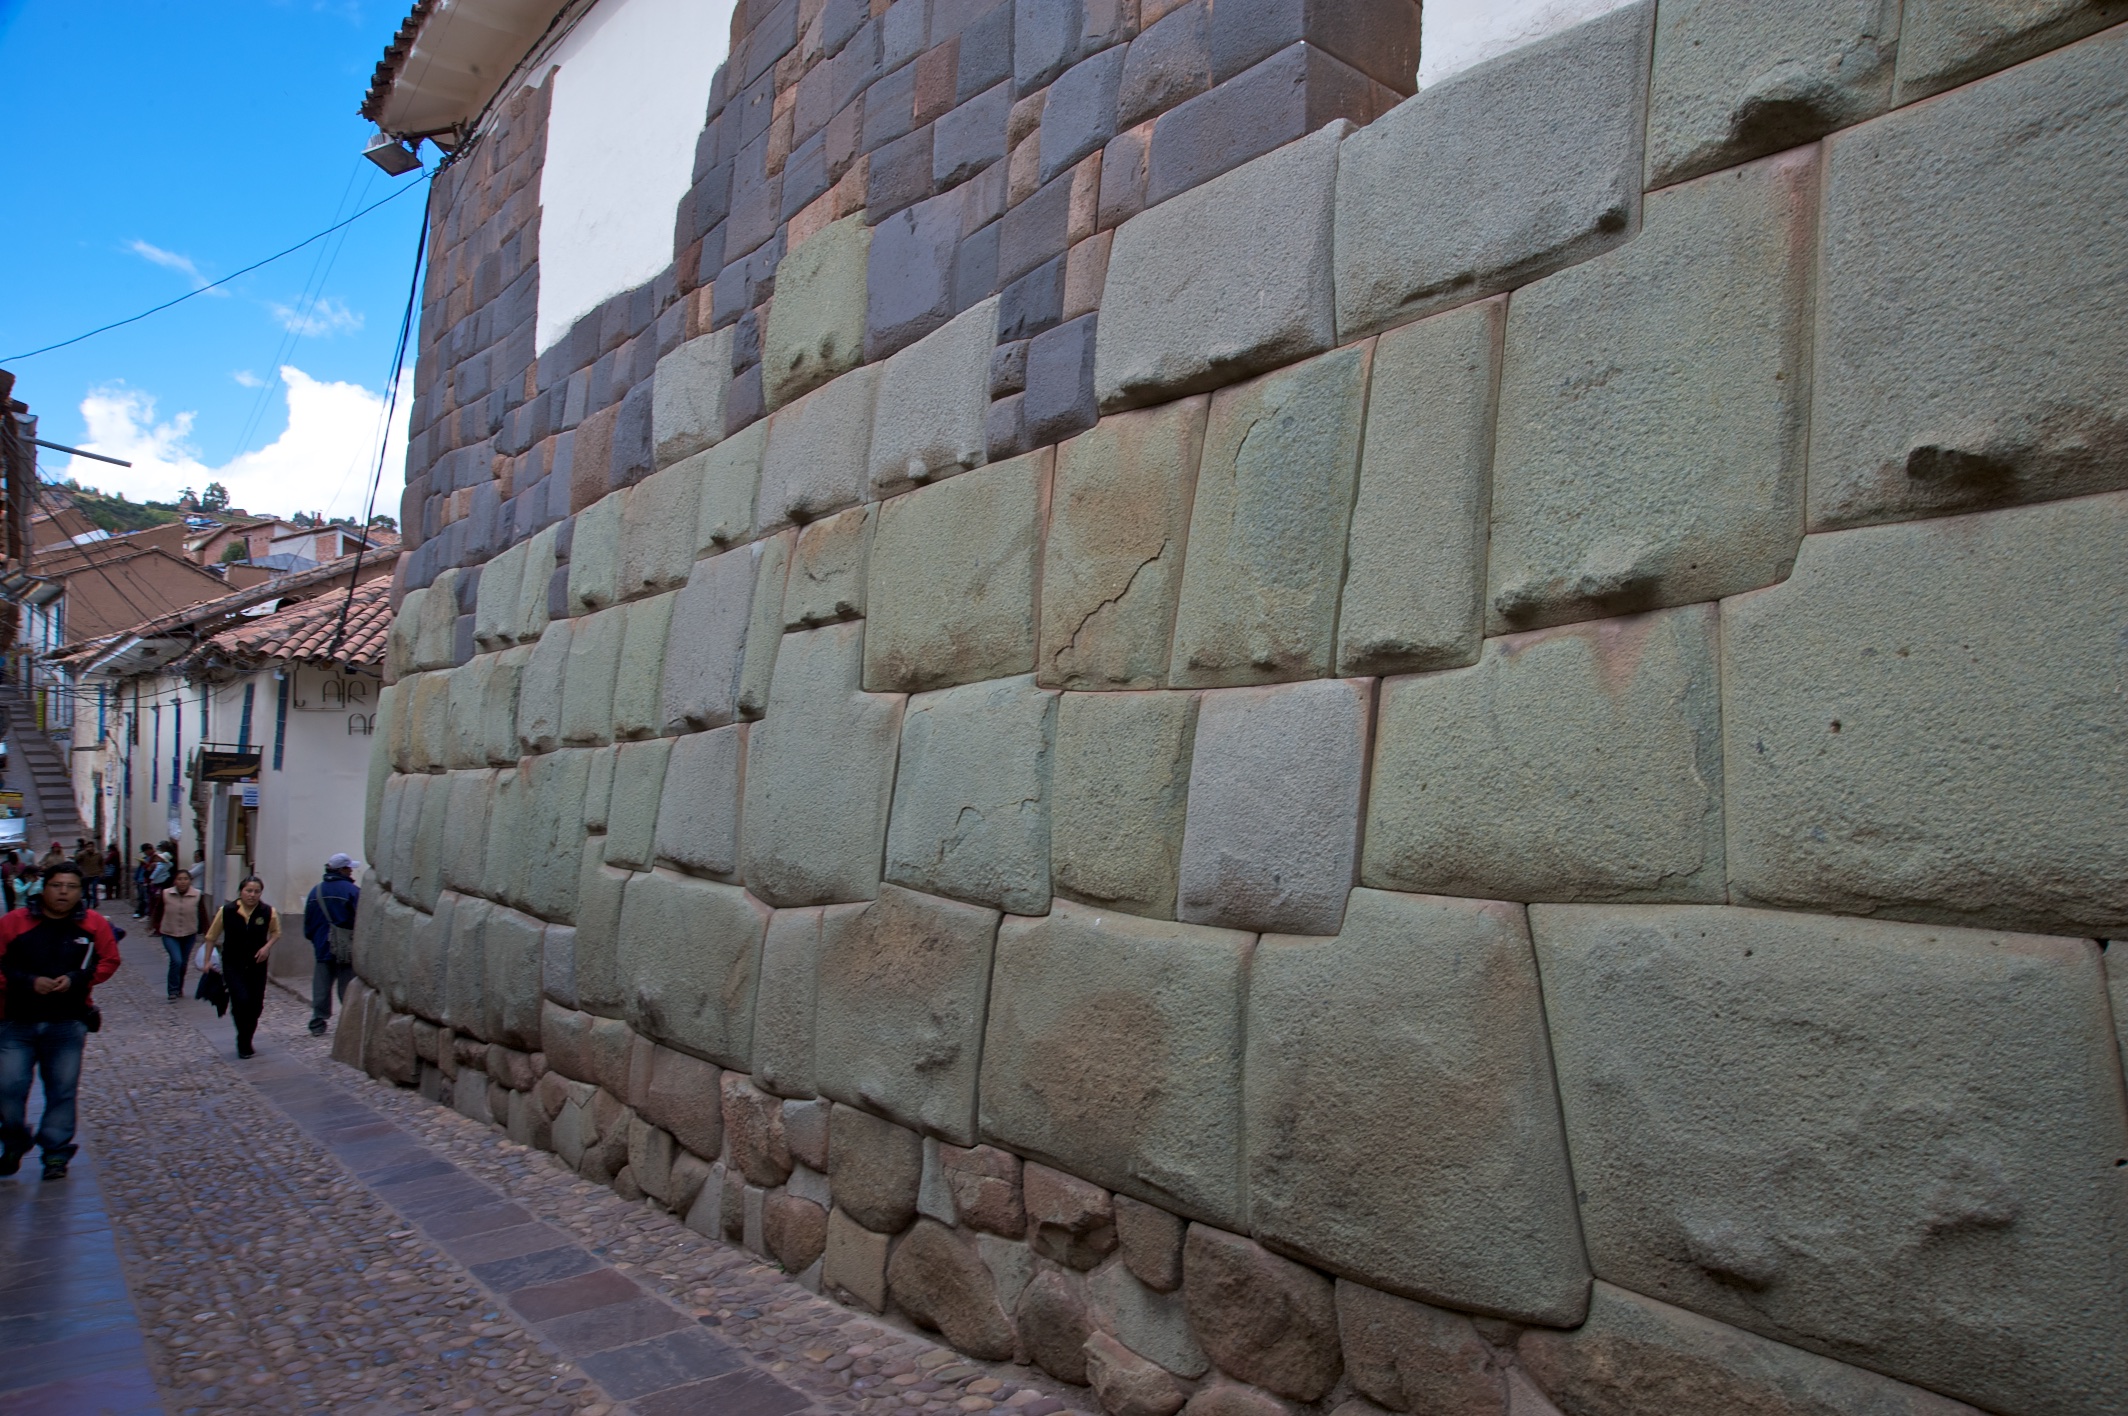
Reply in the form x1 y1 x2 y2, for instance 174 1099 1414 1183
356 3 2128 1415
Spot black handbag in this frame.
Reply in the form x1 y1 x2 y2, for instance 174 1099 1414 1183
196 969 230 1017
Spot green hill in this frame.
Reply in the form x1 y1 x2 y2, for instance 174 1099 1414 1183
65 483 183 535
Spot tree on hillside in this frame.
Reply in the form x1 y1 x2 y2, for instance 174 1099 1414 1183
201 481 230 512
368 514 398 531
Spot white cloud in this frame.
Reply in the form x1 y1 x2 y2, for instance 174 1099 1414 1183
126 239 227 295
59 367 410 524
231 369 264 388
267 296 364 337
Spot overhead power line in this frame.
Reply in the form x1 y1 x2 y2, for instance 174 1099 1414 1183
2 174 434 362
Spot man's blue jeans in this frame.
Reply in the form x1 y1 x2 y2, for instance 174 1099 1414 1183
0 1019 89 1162
161 934 196 998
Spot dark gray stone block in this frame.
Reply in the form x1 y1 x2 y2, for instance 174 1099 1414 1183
1210 0 1419 91
954 221 1003 313
1023 313 1098 447
998 255 1064 340
863 63 921 152
959 0 1018 101
990 339 1029 397
1146 42 1374 207
867 124 937 218
999 167 1074 284
868 187 970 361
1016 0 1087 90
936 82 1012 187
1119 0 1212 127
1040 46 1127 183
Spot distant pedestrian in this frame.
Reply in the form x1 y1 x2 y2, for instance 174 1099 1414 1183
132 845 158 918
202 876 279 1060
75 841 103 906
38 842 65 873
302 854 360 1037
0 862 122 1181
150 868 209 1003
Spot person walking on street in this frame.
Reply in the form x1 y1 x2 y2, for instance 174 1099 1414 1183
301 854 359 1037
75 840 104 907
203 876 278 1059
0 862 121 1180
150 868 208 1003
132 845 157 918
39 842 66 873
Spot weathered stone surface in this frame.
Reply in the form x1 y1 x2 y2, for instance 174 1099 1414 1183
1091 1259 1209 1378
828 1103 924 1233
1533 904 2128 1416
1177 678 1366 936
783 1097 829 1171
653 326 733 468
752 905 857 1099
559 604 627 746
567 491 626 616
439 770 495 896
982 902 1249 1224
517 619 573 753
816 885 998 1143
1723 494 2128 935
1646 0 1896 188
917 1136 955 1224
638 1044 723 1159
721 1071 793 1187
864 449 1046 693
515 523 558 645
412 570 460 670
1027 1163 1118 1270
742 621 906 906
616 869 767 1070
570 841 630 1014
473 539 527 648
824 1206 890 1311
1519 1281 1994 1416
764 1191 829 1273
1094 123 1341 413
885 674 1056 915
1182 1386 1293 1416
1487 147 1817 633
1115 1195 1185 1293
1365 606 1724 906
1249 889 1588 1323
1086 1330 1190 1416
480 645 529 767
602 738 671 872
626 1115 678 1205
442 894 490 1037
1812 27 2128 530
481 905 546 1052
618 459 702 601
1337 1282 1505 1416
688 418 767 552
868 296 999 498
764 216 871 410
1018 1268 1096 1384
1040 398 1205 689
652 724 744 879
736 534 789 720
1169 347 1367 687
756 366 882 533
1050 690 1196 920
887 1219 1018 1360
2110 944 2128 1077
662 543 779 733
1183 1226 1342 1401
783 504 873 628
1334 2 1652 339
1894 0 2127 102
1337 299 1500 676
941 1143 1026 1238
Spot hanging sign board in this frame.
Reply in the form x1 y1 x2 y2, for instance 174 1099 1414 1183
198 749 263 782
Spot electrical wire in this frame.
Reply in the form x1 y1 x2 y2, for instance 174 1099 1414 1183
1 174 434 363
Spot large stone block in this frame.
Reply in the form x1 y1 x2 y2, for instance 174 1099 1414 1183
653 326 733 468
1168 346 1367 687
1364 606 1724 905
571 839 631 1015
868 296 999 499
741 621 906 906
1089 1260 1209 1378
517 619 572 753
1336 298 1500 677
439 770 496 896
1518 1281 1990 1416
443 894 490 1038
412 570 460 670
815 885 998 1143
481 905 546 1052
783 505 873 629
520 750 594 923
1177 678 1367 937
1182 1226 1341 1401
1533 904 2128 1416
1334 2 1652 340
610 592 676 741
763 216 872 410
885 675 1057 916
616 869 769 1070
1093 123 1342 412
479 644 529 767
1811 26 2128 530
688 418 767 552
1894 0 2127 102
981 902 1249 1224
1039 397 1205 690
756 366 881 533
830 1103 924 1233
567 490 626 615
752 903 869 1099
1486 146 1817 633
1336 1281 1507 1416
887 1219 1018 1361
864 450 1046 693
408 771 451 913
559 604 627 746
661 544 781 733
473 538 528 649
618 458 703 601
1051 690 1197 920
1723 494 2128 936
602 738 672 871
1645 0 1897 188
516 522 558 645
652 724 745 880
1248 890 1590 1324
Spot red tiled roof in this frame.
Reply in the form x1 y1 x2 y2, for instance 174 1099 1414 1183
361 0 440 123
203 577 395 668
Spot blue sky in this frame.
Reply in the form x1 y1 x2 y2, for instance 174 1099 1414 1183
0 0 432 521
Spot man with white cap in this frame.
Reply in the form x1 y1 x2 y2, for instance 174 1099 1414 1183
302 854 361 1037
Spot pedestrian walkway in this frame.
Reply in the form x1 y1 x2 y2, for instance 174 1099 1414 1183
0 937 1094 1416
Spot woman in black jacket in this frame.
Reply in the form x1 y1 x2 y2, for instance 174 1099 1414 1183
202 876 280 1059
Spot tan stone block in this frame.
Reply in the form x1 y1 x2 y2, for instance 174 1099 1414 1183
618 457 702 601
829 1103 923 1233
567 489 626 615
1018 1267 1094 1383
686 418 766 553
824 1206 890 1312
1026 1162 1117 1270
784 504 873 628
764 215 870 411
1336 1280 1505 1416
940 1143 1027 1238
611 592 676 741
516 618 572 753
867 296 998 499
757 367 881 533
1115 1195 1184 1293
888 1219 1018 1360
764 1190 828 1272
616 869 767 1070
1183 1226 1340 1401
1051 690 1197 920
1086 1329 1188 1416
721 1071 793 1186
559 604 626 746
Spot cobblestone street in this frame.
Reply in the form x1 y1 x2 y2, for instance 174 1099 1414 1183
0 953 1093 1416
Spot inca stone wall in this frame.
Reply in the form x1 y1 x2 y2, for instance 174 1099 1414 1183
353 3 2128 1414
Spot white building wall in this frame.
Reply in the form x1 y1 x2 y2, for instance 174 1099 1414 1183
1418 0 1638 87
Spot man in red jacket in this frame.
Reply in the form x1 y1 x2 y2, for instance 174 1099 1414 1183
0 862 121 1180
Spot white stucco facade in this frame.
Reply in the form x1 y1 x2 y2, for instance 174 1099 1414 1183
1418 0 1638 87
531 0 737 351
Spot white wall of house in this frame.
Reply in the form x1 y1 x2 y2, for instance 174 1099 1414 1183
1418 0 1637 86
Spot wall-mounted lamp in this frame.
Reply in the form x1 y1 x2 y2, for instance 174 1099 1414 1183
363 130 423 177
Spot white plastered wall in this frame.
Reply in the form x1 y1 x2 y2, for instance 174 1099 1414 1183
1419 0 1639 87
531 0 739 352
